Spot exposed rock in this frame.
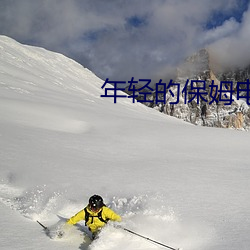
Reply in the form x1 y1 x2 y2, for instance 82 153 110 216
163 49 250 130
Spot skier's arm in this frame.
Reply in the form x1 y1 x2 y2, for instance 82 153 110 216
104 207 122 222
67 209 85 225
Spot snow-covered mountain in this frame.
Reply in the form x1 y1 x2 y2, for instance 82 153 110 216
0 36 250 250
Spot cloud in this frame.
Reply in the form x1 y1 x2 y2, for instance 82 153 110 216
0 0 248 80
201 18 240 45
209 3 250 69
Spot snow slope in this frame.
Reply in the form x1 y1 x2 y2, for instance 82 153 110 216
0 35 249 250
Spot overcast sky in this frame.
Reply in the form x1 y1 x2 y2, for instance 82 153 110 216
0 0 249 80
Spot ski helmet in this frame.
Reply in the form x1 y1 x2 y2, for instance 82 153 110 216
89 195 104 210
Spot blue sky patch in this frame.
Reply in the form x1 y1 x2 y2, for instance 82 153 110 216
206 0 249 29
126 15 148 28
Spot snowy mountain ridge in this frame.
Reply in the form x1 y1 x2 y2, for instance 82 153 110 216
0 35 161 133
0 36 250 250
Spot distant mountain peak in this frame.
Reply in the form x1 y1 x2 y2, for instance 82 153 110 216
169 48 250 129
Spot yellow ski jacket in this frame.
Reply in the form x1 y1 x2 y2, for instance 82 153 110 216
67 206 121 233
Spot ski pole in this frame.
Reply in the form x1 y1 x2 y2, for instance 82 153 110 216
122 227 180 250
37 220 48 231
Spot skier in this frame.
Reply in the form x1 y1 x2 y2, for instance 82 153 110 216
66 194 121 239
